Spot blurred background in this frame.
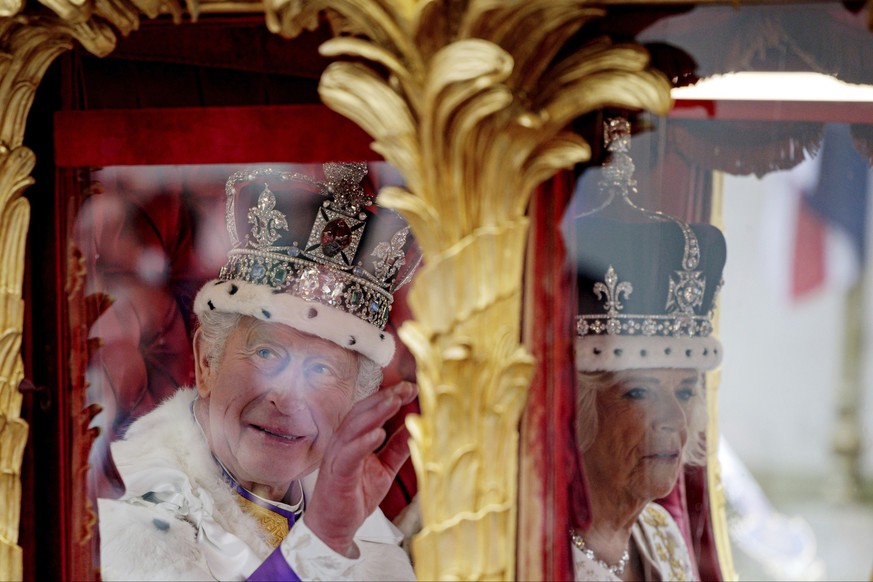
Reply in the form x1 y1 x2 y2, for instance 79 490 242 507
720 155 873 581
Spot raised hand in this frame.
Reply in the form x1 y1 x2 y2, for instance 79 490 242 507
304 381 417 557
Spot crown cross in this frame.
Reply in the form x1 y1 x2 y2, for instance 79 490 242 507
594 266 633 317
323 162 374 214
296 162 373 268
248 185 289 248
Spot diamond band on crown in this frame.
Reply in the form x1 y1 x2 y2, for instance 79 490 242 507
220 251 395 328
576 312 714 338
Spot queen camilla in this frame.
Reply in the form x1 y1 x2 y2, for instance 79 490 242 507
570 120 727 582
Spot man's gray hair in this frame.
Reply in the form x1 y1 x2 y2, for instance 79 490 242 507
575 370 707 467
197 310 382 401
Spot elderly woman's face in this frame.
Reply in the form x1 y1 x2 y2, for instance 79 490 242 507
583 368 700 504
195 318 358 498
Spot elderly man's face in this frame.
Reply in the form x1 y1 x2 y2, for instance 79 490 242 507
583 368 699 505
194 317 359 500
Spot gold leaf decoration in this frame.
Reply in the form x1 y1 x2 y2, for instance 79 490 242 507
0 20 74 580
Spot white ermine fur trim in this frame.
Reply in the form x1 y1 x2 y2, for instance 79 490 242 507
576 335 723 372
194 279 395 367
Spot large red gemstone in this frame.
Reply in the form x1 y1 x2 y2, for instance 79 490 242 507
321 218 352 257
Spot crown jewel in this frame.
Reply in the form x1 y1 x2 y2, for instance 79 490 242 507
600 117 636 198
219 164 414 330
248 185 288 247
576 118 720 341
322 161 372 213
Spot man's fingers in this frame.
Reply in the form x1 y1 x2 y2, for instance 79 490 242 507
352 383 401 415
389 381 418 407
323 426 385 476
338 391 402 442
321 382 417 476
337 381 415 441
377 424 411 477
353 381 416 415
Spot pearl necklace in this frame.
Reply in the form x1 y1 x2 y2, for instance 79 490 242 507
569 529 630 576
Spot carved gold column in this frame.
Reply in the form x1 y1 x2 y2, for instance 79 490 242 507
268 2 671 578
0 17 73 580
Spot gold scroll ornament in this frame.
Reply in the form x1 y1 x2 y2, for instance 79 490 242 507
0 19 74 580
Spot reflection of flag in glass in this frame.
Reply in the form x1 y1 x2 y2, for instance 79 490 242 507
779 123 869 301
795 123 868 299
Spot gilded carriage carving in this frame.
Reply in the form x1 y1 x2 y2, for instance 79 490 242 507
0 19 75 580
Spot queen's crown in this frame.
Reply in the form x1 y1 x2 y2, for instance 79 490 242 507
575 118 725 341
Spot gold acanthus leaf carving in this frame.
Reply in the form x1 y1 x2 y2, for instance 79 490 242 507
321 44 670 247
0 19 80 580
0 20 74 147
28 0 190 57
0 148 31 582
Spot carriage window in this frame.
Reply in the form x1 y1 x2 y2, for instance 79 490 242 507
58 153 420 575
559 4 873 577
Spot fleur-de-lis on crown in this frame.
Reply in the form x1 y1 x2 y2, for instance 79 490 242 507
593 266 633 317
248 184 288 248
